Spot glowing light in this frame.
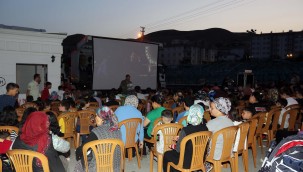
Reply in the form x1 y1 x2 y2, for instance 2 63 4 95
137 33 142 38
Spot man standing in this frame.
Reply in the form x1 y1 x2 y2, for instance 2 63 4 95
0 83 19 112
27 74 41 101
41 82 52 101
119 74 133 94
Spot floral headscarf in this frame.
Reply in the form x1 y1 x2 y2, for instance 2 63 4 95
187 104 205 126
96 106 119 131
213 97 231 115
124 95 139 108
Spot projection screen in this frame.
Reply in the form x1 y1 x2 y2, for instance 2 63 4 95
92 37 158 90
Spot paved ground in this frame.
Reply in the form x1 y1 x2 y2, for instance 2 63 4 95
68 142 265 172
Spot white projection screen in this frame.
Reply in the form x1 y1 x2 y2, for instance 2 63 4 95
92 37 158 90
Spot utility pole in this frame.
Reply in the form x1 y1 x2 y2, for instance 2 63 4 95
140 26 145 41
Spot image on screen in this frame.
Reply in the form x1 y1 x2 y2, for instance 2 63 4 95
93 37 158 90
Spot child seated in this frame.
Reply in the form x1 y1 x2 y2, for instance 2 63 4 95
0 131 13 171
153 110 173 154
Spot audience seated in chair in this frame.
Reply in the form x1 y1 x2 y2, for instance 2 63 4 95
163 104 208 172
12 112 65 172
75 106 122 172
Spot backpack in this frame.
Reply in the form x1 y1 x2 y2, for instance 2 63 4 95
259 133 303 172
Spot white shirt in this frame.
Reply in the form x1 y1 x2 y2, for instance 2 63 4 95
278 97 298 128
57 90 65 101
27 80 40 101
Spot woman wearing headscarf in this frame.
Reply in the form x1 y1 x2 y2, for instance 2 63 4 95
115 95 144 148
12 111 65 172
206 97 234 170
163 104 208 172
75 106 122 172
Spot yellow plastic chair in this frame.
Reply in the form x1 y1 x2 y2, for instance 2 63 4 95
82 139 125 172
167 131 212 172
7 149 50 172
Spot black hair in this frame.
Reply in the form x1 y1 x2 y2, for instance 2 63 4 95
46 111 63 136
183 96 194 107
0 106 18 126
45 82 52 87
280 87 292 96
34 74 40 80
277 98 288 107
197 102 206 111
44 99 52 107
67 98 76 108
76 98 89 110
60 99 71 111
251 92 263 102
151 94 164 106
161 110 173 118
134 86 141 92
126 74 130 78
26 96 34 102
108 92 116 101
243 106 255 115
35 101 45 111
58 86 63 90
0 130 10 139
6 83 19 92
19 107 37 130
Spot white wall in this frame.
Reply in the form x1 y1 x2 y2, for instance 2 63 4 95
0 28 66 94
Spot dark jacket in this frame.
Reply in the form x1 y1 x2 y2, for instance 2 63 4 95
12 136 65 172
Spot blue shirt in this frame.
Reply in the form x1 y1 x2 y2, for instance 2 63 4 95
0 94 16 112
115 105 144 144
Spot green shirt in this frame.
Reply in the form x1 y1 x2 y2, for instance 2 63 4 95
146 107 165 137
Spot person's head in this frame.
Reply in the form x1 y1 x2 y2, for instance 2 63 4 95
183 96 194 110
108 92 116 101
77 98 90 110
45 111 61 136
280 87 292 99
241 107 254 120
95 106 119 131
126 74 131 81
59 99 71 112
134 86 141 93
187 104 205 126
124 95 139 108
173 91 182 102
45 82 52 89
276 98 288 108
35 100 45 111
44 100 51 111
26 95 34 102
0 106 18 126
20 112 50 166
34 74 41 84
6 83 19 96
151 94 164 109
161 110 173 124
58 86 63 91
0 130 10 141
249 92 263 103
210 97 231 117
19 107 37 129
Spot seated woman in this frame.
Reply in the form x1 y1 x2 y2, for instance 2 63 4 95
0 106 19 141
75 106 122 172
12 111 65 172
206 97 234 171
163 104 208 172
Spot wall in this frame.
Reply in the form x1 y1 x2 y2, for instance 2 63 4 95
0 28 66 94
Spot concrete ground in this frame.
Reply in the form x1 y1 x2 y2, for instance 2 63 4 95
68 142 265 172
